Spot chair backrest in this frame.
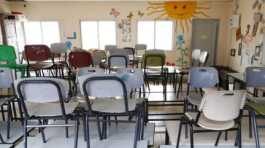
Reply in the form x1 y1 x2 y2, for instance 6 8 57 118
50 42 68 54
0 45 17 64
123 47 135 55
189 67 219 88
246 67 265 88
105 45 117 51
81 75 129 112
108 55 128 69
24 45 51 62
142 50 165 68
68 50 93 68
91 50 106 66
199 51 208 66
135 44 147 57
0 68 13 89
192 49 201 66
199 90 246 121
15 78 69 117
135 44 147 51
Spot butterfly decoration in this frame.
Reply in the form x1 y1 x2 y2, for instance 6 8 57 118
127 12 133 20
110 8 120 18
138 11 144 18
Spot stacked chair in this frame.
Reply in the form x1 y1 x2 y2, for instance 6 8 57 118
142 50 166 94
14 77 79 148
79 74 145 148
176 90 246 148
245 67 265 148
0 67 15 143
24 45 54 77
50 42 69 78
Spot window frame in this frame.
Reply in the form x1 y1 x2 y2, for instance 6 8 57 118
137 20 175 50
23 20 61 46
80 20 117 50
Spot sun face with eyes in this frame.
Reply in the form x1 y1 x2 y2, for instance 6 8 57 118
164 1 197 20
147 1 209 32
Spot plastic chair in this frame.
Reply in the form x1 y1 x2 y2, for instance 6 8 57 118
108 55 128 71
135 44 146 57
186 67 219 108
14 77 79 148
199 51 208 66
105 45 117 52
80 75 145 148
142 50 166 94
0 45 27 77
177 90 246 148
191 49 201 66
0 68 15 142
91 49 106 67
245 67 265 148
68 50 93 69
50 42 69 77
24 45 54 77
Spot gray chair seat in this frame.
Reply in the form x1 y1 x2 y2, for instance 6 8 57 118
185 112 235 130
26 101 79 116
79 98 144 113
197 113 235 131
0 98 9 106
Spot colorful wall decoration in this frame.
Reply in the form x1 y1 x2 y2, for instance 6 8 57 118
146 1 210 32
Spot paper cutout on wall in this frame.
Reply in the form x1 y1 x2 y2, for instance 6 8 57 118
110 8 120 18
119 19 132 43
236 27 241 41
127 12 133 20
67 32 77 40
147 1 210 32
66 41 72 49
138 11 144 18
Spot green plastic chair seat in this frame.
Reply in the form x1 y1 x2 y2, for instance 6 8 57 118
247 101 265 116
0 45 27 77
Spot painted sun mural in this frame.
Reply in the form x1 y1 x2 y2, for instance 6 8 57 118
147 1 209 32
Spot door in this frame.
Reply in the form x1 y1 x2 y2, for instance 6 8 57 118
191 19 219 66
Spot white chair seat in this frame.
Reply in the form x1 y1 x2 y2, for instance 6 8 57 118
197 113 235 131
89 98 144 113
26 101 79 116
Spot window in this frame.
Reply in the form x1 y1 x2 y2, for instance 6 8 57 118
81 21 116 49
137 21 173 50
24 21 60 46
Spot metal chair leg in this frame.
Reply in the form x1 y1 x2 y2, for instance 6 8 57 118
65 119 69 138
7 102 11 139
190 124 194 148
96 116 103 140
74 119 79 148
86 115 90 148
176 121 183 148
133 114 140 148
83 115 87 141
215 131 222 146
248 110 253 138
24 119 28 148
38 120 46 143
251 111 260 148
238 121 242 148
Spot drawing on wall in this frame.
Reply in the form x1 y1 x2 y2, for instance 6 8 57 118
242 24 253 46
127 12 134 20
119 19 132 43
146 1 210 32
138 11 144 18
252 12 263 36
231 49 236 56
238 42 242 56
236 27 241 41
66 32 77 40
110 8 120 18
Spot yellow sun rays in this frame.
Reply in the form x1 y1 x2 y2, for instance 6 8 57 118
147 1 210 32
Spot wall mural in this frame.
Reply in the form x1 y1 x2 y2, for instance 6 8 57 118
237 0 265 66
146 1 209 32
